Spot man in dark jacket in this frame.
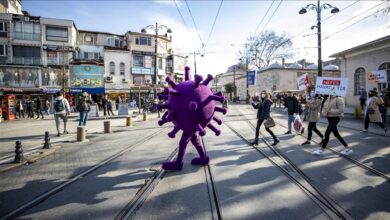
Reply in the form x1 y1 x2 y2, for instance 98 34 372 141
284 91 299 134
35 97 44 119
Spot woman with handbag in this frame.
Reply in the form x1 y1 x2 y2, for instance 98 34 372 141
250 90 280 146
302 94 324 145
312 95 351 156
363 90 387 132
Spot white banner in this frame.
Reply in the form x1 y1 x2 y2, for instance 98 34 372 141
297 74 308 91
367 70 387 83
315 77 349 97
118 103 129 115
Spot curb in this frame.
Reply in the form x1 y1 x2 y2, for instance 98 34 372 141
0 145 62 174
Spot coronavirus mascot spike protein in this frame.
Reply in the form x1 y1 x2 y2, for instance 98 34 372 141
157 66 227 171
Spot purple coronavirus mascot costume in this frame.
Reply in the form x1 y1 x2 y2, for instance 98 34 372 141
157 66 227 171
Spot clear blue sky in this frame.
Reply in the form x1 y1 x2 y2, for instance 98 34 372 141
22 0 390 75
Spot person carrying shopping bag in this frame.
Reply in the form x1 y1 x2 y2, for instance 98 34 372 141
362 90 387 132
250 90 280 146
302 94 324 145
312 95 352 156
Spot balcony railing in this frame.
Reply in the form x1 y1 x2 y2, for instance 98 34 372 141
14 57 41 65
14 32 41 41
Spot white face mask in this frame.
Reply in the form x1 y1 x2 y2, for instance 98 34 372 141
261 94 266 98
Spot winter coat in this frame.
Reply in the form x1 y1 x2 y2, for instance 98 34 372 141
54 96 71 115
365 96 384 123
252 99 272 120
305 98 322 122
284 96 299 115
78 92 92 112
322 96 345 118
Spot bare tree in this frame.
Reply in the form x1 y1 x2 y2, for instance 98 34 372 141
239 30 293 69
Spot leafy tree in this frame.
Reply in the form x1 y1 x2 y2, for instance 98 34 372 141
240 30 293 68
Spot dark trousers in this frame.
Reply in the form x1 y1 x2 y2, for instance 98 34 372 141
322 117 348 149
27 109 34 118
307 122 323 141
255 118 277 141
364 114 385 130
17 110 25 119
108 107 114 116
360 99 366 110
35 108 44 118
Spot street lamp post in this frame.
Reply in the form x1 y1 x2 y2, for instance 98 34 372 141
141 23 172 99
238 43 249 103
299 0 339 77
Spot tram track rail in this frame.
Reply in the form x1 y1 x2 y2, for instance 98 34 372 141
0 127 168 220
223 119 352 220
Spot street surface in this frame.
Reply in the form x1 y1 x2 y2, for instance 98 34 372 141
0 104 389 219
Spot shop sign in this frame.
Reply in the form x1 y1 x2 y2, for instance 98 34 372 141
70 65 104 92
0 66 39 88
367 70 387 83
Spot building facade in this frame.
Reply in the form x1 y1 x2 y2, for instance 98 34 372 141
330 35 390 106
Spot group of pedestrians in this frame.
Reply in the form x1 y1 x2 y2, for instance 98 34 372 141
250 88 390 157
15 97 51 120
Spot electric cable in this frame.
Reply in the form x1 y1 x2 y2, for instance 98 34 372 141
184 0 205 48
253 0 276 35
204 0 224 51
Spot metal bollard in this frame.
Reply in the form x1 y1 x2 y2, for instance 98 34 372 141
43 131 51 149
143 112 147 121
77 126 86 142
104 120 111 133
14 141 24 163
126 116 132 127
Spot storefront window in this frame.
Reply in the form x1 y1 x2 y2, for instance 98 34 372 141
354 67 366 96
378 62 390 90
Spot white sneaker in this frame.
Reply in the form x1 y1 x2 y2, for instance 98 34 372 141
360 129 368 133
340 148 353 155
312 148 324 155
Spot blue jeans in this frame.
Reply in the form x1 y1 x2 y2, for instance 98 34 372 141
288 114 296 132
79 111 89 126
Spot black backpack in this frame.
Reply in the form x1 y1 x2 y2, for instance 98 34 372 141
54 99 65 112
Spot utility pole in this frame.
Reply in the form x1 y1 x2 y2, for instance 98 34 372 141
233 65 236 101
194 52 197 75
245 43 249 103
316 0 322 77
62 43 66 97
154 22 158 99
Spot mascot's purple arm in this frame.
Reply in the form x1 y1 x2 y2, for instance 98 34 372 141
157 66 227 171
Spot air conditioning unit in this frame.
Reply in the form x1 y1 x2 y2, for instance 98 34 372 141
105 76 113 82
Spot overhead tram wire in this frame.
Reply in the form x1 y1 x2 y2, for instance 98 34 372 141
258 0 283 36
253 0 276 35
173 0 199 51
288 0 362 43
322 7 388 41
204 0 224 51
184 0 205 48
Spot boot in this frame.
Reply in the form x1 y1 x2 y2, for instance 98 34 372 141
250 139 258 145
191 156 210 165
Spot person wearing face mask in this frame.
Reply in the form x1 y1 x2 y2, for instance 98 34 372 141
312 95 351 156
250 90 280 146
302 93 324 146
362 90 387 132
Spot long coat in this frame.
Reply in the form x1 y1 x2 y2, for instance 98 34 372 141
365 96 384 123
252 99 271 120
305 98 322 122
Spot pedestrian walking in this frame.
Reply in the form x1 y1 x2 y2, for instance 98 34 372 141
53 92 71 136
102 94 109 116
35 97 44 119
115 96 121 110
312 95 352 156
45 99 51 115
362 90 387 132
250 90 280 146
302 94 324 145
381 88 390 128
107 98 114 116
359 88 367 111
77 90 93 126
283 91 299 134
26 99 34 118
276 93 282 108
15 100 25 119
